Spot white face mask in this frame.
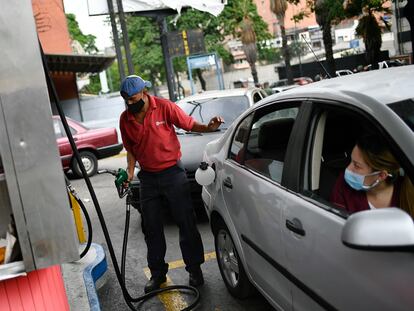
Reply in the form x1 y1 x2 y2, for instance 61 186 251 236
344 169 381 191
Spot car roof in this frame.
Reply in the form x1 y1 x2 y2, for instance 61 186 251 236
263 65 414 107
177 87 260 102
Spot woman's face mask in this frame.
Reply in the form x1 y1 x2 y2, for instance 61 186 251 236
127 98 145 114
344 169 381 191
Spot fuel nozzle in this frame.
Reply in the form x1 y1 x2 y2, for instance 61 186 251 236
114 168 129 198
98 168 130 198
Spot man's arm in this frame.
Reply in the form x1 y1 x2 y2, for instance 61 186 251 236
191 116 225 133
126 152 136 182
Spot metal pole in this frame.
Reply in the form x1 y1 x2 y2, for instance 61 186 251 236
116 0 134 75
187 57 195 95
107 0 125 81
158 17 177 101
294 20 303 76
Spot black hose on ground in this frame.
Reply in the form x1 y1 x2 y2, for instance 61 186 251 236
39 40 200 310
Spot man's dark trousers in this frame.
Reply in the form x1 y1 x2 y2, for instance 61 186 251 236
138 164 204 278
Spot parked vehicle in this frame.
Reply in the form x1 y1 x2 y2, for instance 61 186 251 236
293 76 313 85
201 66 414 310
176 88 267 201
336 69 353 76
53 116 123 177
270 84 299 94
270 79 289 88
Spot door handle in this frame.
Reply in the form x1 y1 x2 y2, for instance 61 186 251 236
286 218 305 236
223 177 233 189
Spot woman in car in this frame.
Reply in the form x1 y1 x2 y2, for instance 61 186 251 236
330 133 414 217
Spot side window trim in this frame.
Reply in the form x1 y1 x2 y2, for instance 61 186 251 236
301 99 413 217
227 113 254 163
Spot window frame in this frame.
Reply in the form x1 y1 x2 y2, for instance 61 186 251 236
295 99 414 217
226 99 305 186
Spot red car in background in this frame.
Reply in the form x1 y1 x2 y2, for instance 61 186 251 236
53 116 123 177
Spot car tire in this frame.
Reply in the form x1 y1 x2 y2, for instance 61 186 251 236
214 220 255 299
71 151 98 178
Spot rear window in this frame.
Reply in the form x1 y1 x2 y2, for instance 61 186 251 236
178 95 249 127
388 99 414 132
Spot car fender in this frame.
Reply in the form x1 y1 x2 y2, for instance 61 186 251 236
206 157 255 288
209 204 256 288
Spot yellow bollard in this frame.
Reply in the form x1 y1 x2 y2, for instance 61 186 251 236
69 192 86 244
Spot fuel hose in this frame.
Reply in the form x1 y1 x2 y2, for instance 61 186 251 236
39 40 200 310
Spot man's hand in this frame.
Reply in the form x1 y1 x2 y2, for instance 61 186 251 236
207 116 225 132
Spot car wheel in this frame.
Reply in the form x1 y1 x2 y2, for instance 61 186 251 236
214 220 255 299
71 151 98 178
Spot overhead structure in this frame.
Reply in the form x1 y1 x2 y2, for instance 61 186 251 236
46 54 115 73
87 0 226 101
88 0 226 17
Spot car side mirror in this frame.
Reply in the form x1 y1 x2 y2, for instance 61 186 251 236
342 208 414 251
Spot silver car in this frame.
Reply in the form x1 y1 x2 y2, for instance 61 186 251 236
201 66 414 310
176 88 267 199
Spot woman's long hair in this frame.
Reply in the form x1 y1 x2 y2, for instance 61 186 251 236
356 134 414 217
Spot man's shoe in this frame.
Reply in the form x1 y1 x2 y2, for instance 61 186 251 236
189 269 204 287
144 275 167 293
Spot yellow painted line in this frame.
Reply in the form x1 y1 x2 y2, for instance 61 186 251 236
141 252 216 310
143 268 188 311
168 251 216 270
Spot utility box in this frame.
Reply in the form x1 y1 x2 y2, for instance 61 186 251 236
0 0 79 280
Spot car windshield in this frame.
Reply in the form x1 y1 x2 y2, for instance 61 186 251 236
178 95 249 128
388 99 414 132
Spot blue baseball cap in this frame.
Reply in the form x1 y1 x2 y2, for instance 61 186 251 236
120 75 152 99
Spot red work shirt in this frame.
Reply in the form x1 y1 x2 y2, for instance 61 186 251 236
119 95 195 172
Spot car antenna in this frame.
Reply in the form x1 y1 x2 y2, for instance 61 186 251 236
301 34 332 79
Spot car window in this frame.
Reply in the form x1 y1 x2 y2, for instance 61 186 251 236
54 119 76 138
306 109 365 206
304 106 412 218
178 95 249 127
253 92 262 103
229 114 254 163
53 119 65 138
242 105 299 183
388 99 414 132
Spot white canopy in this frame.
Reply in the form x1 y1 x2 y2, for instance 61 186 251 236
88 0 225 17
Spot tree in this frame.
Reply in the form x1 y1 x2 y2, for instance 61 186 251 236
126 16 165 92
270 0 293 84
66 13 101 94
174 0 270 86
66 13 98 54
224 0 271 85
343 0 390 67
313 0 345 76
240 15 259 84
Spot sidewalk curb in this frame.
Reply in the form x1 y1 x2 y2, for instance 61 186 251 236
83 243 108 311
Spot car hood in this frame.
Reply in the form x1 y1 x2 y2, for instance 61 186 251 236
178 131 223 172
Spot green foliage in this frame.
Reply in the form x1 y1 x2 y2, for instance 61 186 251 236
344 0 390 18
107 62 121 92
126 16 165 83
65 13 98 54
219 0 271 42
124 1 271 85
258 46 283 63
82 74 101 94
289 41 306 57
343 0 390 65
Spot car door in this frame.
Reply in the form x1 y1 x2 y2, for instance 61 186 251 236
282 103 414 311
221 101 302 310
